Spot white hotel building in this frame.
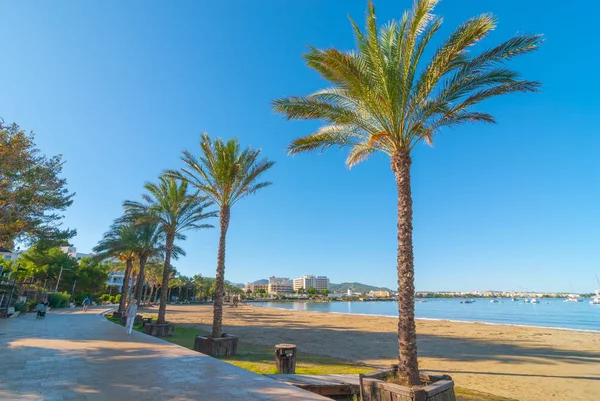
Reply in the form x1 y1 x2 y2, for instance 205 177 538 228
268 276 293 294
293 275 330 291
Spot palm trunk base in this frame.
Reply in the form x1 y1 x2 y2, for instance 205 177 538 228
359 368 456 401
194 334 238 357
143 322 174 337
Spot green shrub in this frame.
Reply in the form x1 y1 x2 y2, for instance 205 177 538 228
48 291 70 308
27 299 39 311
14 302 28 313
100 294 110 302
115 294 121 303
108 295 116 303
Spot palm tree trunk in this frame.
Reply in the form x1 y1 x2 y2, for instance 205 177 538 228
157 233 174 325
142 281 149 305
391 151 420 386
134 255 147 301
118 259 133 314
212 205 230 338
153 285 159 303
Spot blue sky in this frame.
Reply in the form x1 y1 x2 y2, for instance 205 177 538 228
1 1 599 293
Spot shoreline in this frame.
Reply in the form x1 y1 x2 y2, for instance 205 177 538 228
251 303 600 334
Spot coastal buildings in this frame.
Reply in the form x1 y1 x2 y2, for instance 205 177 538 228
244 283 269 294
268 276 293 294
106 272 126 292
369 290 391 298
293 275 330 291
0 246 19 262
59 246 91 262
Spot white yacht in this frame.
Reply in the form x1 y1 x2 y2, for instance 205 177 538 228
565 294 582 303
590 290 600 305
490 299 499 303
531 298 540 304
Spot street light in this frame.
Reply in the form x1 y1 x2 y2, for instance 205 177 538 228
3 265 25 318
54 267 73 292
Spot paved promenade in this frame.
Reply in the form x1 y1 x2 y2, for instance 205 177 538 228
0 308 327 400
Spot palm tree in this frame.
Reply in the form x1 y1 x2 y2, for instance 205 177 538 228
93 221 138 314
124 176 216 325
127 222 163 303
166 134 274 338
272 0 541 385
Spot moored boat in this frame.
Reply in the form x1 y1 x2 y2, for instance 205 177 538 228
564 294 582 303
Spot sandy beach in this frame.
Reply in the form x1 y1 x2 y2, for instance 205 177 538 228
157 303 600 401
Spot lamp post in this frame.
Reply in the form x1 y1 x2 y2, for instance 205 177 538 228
3 265 25 318
54 267 73 292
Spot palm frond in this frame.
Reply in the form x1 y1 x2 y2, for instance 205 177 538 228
272 0 541 161
167 133 274 208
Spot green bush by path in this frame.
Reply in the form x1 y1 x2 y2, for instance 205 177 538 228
48 291 70 308
27 299 38 311
14 302 28 314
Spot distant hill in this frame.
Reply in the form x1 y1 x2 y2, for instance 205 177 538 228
252 279 268 285
225 280 245 288
330 282 393 294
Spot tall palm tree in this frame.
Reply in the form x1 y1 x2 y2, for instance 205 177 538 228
167 134 274 338
124 176 216 324
93 221 138 314
272 0 542 385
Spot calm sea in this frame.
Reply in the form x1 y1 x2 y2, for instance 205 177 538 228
254 298 600 332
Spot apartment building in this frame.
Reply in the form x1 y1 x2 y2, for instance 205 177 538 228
243 283 269 293
293 275 330 291
268 276 293 294
369 290 391 298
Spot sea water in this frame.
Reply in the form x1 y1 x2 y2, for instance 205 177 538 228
254 298 600 332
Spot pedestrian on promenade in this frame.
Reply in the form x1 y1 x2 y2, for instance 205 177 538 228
82 296 90 312
125 299 138 335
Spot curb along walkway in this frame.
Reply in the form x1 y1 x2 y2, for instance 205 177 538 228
0 308 327 400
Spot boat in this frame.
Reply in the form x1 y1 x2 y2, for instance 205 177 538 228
524 299 530 303
461 299 475 304
590 276 600 305
490 299 499 303
531 298 540 304
564 294 582 303
511 298 518 301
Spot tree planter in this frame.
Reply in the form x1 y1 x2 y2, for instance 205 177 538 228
143 322 174 337
360 368 456 401
194 334 238 357
120 314 143 325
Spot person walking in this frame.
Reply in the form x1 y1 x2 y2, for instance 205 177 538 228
125 299 138 335
82 296 90 312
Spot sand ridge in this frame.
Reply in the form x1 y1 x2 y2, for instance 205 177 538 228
158 303 600 401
